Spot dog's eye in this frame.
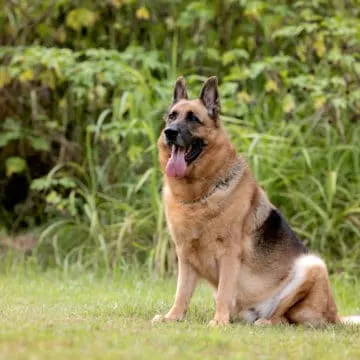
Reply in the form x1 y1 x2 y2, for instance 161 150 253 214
168 111 177 122
187 112 202 124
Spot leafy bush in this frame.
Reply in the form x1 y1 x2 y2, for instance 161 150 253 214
0 0 359 274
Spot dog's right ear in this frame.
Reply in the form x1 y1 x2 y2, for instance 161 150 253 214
173 76 188 104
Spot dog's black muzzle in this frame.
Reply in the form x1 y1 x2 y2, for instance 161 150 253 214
164 127 179 143
164 124 205 164
164 124 190 148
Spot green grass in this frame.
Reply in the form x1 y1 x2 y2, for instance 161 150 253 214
0 270 359 359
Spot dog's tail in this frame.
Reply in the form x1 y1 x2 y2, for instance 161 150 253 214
340 316 360 325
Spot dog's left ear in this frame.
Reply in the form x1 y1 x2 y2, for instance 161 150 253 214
199 76 220 119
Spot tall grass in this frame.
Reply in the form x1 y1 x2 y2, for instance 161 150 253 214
30 80 360 275
31 73 173 275
229 101 360 273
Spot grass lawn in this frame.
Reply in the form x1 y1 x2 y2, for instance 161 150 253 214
0 270 359 359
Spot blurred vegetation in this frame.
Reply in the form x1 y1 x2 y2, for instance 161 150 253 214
0 0 359 274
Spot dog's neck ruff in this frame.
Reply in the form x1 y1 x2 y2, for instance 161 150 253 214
179 159 243 205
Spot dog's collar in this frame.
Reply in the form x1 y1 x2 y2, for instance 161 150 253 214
179 160 243 205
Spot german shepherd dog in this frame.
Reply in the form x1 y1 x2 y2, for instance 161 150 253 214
153 76 359 326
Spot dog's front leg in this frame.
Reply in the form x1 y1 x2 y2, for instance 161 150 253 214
152 257 198 324
210 255 238 326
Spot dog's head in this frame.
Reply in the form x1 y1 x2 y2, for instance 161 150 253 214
158 76 227 178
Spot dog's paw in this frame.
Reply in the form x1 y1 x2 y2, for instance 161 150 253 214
151 314 184 324
151 314 166 324
209 318 229 327
254 318 272 326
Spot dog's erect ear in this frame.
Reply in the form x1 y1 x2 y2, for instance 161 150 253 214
199 76 220 119
173 76 188 104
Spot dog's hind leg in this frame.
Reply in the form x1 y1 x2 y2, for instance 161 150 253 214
284 273 339 327
266 255 339 327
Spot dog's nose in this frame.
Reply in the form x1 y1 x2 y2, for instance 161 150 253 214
164 127 179 142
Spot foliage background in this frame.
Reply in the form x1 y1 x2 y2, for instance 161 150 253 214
0 0 359 275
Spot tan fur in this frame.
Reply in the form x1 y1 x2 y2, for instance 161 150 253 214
153 77 343 327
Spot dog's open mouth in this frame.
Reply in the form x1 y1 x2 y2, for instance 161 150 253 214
165 139 204 178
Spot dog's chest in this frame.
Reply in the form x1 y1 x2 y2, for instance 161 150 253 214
164 190 242 285
179 235 221 285
170 215 227 285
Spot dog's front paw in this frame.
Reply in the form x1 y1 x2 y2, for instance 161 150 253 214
151 314 183 324
209 318 229 327
152 314 166 324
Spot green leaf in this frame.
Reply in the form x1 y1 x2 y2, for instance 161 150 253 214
272 24 318 39
31 177 52 191
58 178 77 189
313 34 326 57
6 157 27 177
222 49 249 66
135 7 150 20
248 62 267 79
46 190 61 205
282 94 295 113
31 177 76 191
66 8 98 31
0 67 11 88
0 132 22 147
326 171 337 211
29 136 50 151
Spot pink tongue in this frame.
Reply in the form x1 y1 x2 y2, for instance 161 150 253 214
165 145 186 177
